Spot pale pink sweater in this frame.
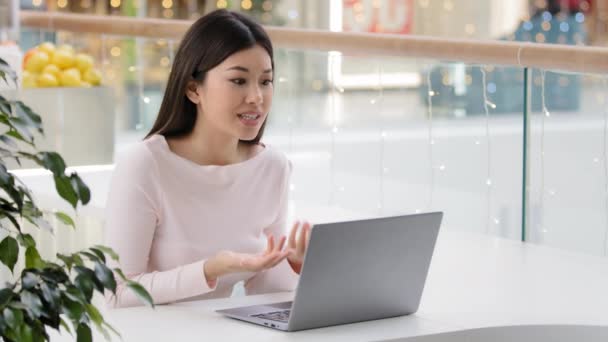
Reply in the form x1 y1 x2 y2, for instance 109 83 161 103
104 134 298 308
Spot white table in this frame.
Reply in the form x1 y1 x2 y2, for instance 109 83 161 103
49 231 608 341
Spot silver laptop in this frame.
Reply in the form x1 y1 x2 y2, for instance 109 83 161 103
216 212 443 331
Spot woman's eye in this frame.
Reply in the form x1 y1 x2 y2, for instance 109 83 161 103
231 78 246 85
262 79 274 86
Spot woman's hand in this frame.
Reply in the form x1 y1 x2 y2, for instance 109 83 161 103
286 220 312 274
204 234 289 287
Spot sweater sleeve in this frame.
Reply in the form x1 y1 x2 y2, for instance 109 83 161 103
103 144 216 308
244 158 299 295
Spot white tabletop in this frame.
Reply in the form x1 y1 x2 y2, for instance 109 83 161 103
50 231 608 341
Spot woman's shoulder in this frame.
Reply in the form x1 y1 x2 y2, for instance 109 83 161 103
115 135 164 171
259 143 289 167
258 143 292 177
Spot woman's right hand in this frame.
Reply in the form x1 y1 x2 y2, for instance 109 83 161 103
203 234 289 287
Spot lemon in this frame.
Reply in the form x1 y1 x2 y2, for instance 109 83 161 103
37 42 56 59
75 53 94 73
24 51 50 73
37 73 59 87
59 68 82 87
83 68 102 86
22 71 38 88
52 49 75 70
42 64 61 79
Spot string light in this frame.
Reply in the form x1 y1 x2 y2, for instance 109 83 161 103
481 66 494 234
110 46 121 57
602 77 608 256
377 62 385 215
110 0 121 7
162 0 173 8
539 70 549 236
426 70 435 210
57 0 68 8
241 0 252 10
32 0 42 6
216 0 228 9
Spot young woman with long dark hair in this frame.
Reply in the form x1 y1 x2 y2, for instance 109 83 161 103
104 9 310 308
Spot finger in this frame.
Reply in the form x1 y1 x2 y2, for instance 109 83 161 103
288 221 299 248
266 234 275 254
297 223 310 256
276 235 287 252
267 250 289 268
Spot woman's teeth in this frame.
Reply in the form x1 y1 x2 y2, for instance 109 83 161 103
239 114 260 120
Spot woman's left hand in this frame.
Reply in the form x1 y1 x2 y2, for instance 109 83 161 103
286 220 312 274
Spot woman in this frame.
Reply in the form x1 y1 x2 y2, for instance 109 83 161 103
104 9 311 308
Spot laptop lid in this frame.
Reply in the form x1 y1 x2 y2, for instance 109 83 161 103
287 212 443 331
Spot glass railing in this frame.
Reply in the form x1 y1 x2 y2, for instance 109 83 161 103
6 13 608 272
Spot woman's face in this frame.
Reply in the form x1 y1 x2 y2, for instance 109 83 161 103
190 44 274 142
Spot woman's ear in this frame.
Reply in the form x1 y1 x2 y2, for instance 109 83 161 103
185 81 201 104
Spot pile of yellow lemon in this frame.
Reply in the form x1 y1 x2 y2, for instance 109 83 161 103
22 42 102 88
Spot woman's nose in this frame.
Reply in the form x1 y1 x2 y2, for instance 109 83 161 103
246 85 263 104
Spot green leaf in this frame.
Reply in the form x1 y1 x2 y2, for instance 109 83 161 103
0 163 13 185
15 101 42 133
92 245 119 261
94 262 116 293
54 174 78 209
16 233 36 248
113 267 127 281
20 290 43 319
40 267 69 284
74 273 95 302
74 266 104 292
84 304 111 340
102 321 121 339
63 286 86 305
16 324 34 342
61 297 84 322
0 236 18 272
84 304 103 326
126 281 154 308
59 317 73 336
76 323 92 342
40 282 61 311
88 247 106 263
70 173 91 205
39 151 66 176
0 211 21 231
0 134 18 149
0 288 14 309
8 116 34 143
21 271 39 290
55 211 75 228
56 253 74 271
80 251 100 262
0 59 16 85
25 247 46 269
3 307 24 329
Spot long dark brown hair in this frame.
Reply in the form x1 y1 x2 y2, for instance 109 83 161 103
145 9 274 144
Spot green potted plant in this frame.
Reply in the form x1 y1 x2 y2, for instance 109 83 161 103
0 58 153 341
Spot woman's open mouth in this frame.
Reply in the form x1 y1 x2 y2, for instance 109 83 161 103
237 113 262 126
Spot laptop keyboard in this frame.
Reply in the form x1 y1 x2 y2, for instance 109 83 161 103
251 309 291 323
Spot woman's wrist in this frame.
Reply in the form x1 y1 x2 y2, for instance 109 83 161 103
203 256 223 287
